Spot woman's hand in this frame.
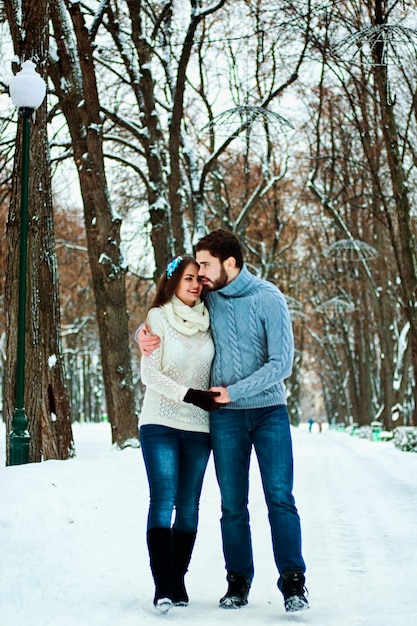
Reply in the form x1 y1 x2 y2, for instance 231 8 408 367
137 324 161 356
209 387 231 404
183 389 222 411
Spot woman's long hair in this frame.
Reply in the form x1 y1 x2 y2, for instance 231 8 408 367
147 256 200 313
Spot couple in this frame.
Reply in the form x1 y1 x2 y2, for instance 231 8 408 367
137 229 309 615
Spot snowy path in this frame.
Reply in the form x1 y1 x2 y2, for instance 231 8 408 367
293 428 417 626
0 423 416 626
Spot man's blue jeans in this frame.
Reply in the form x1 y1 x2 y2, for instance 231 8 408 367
210 405 305 583
140 424 211 533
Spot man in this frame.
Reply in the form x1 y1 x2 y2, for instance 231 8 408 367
138 229 309 613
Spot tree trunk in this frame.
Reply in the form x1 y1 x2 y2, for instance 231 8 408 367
4 0 74 463
371 2 417 423
49 1 139 447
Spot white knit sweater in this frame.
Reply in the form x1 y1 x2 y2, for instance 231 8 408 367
139 297 214 433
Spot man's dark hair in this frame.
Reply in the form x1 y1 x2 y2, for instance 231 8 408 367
194 229 244 268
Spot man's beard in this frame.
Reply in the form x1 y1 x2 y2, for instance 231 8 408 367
207 265 229 291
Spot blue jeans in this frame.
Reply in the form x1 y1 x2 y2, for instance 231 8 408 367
210 405 305 583
140 425 211 533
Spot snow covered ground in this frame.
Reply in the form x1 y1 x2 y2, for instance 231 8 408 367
0 420 416 626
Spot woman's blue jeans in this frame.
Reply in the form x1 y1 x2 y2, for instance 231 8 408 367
140 424 211 533
210 405 305 583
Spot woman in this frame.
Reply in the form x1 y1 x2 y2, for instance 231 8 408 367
139 255 219 614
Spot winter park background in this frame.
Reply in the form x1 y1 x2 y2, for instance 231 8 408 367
0 419 416 626
2 4 417 624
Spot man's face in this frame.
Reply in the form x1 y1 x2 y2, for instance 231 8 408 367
196 250 229 291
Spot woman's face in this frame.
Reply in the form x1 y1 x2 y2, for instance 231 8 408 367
175 263 203 306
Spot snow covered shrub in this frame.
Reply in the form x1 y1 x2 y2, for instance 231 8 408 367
354 426 373 440
392 427 417 452
345 424 357 436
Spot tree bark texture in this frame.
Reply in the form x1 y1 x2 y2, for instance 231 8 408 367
49 1 139 446
4 0 74 462
371 0 417 423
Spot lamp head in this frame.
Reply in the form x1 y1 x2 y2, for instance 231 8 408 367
9 60 46 115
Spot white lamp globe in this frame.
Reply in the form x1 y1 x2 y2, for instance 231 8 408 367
9 60 46 111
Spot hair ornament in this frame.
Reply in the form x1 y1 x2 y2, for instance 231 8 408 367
166 256 183 278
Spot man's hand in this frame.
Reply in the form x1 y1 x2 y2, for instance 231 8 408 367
209 387 231 404
137 324 161 356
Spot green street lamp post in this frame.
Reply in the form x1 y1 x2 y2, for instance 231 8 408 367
8 60 46 465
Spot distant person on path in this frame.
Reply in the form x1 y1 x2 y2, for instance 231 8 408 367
138 255 220 614
138 230 309 614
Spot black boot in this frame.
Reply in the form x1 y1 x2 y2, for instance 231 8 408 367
146 528 173 613
219 571 250 609
278 571 309 613
171 528 197 606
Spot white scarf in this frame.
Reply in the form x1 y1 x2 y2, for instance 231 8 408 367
163 295 210 335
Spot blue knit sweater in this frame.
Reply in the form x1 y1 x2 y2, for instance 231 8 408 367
205 265 294 409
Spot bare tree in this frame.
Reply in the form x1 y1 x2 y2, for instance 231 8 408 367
94 1 311 267
4 0 74 462
303 0 417 427
367 0 417 421
47 0 139 447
